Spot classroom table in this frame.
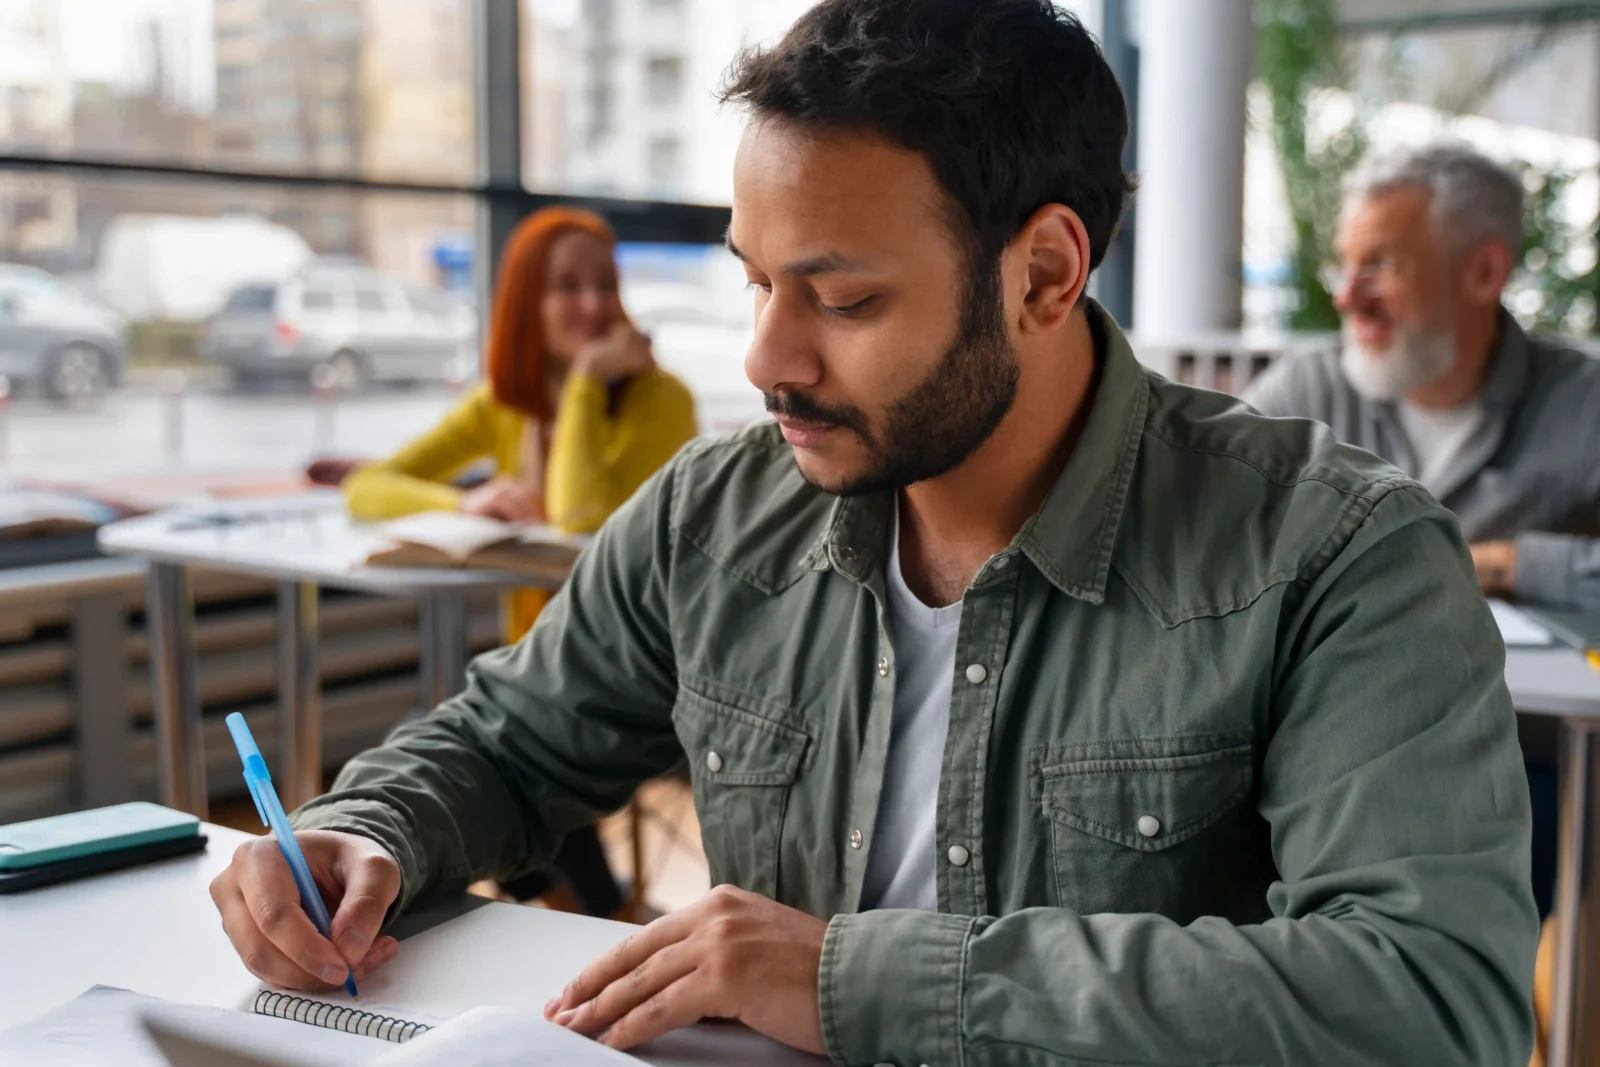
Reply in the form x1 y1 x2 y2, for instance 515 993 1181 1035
98 494 557 819
0 824 820 1066
1506 642 1600 1067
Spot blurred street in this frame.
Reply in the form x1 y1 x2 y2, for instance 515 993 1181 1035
1 374 763 485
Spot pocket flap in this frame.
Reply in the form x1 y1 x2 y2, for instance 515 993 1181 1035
1041 743 1252 852
673 686 809 786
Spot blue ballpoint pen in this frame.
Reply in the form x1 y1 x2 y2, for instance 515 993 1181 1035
225 711 359 998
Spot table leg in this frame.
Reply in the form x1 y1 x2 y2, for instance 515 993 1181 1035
419 593 470 707
145 563 207 819
1550 720 1599 1067
277 580 322 810
72 591 132 808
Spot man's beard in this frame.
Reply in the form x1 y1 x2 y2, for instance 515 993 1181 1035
764 259 1020 496
1341 320 1457 402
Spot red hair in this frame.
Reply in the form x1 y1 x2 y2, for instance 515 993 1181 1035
485 207 617 420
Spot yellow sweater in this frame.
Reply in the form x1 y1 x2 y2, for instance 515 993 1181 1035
345 369 697 637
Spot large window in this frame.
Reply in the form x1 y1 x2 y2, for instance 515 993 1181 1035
0 0 758 486
4 0 476 184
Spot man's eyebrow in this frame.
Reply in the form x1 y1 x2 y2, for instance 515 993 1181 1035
722 233 869 277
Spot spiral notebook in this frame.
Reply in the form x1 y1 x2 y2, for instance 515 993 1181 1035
248 989 435 1044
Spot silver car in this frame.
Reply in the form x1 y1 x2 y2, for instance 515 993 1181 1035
0 265 127 402
204 266 477 392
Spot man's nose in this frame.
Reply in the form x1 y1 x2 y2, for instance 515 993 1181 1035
744 292 821 394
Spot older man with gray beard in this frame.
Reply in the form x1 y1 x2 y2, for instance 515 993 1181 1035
1245 142 1600 615
1245 142 1600 920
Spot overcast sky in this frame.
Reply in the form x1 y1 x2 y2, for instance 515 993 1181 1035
58 0 214 111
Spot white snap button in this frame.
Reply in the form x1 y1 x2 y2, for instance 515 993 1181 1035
849 829 864 850
965 663 987 685
947 844 970 867
705 751 723 774
1137 815 1160 838
878 657 890 677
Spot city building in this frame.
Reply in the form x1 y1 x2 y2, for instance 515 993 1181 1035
0 1 76 266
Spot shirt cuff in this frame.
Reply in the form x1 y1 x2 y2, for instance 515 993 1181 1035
1513 532 1578 608
289 799 424 920
819 909 977 1066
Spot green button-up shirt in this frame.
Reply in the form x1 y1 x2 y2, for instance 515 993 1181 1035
295 302 1537 1066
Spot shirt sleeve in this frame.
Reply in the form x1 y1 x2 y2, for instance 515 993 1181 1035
293 453 688 914
545 369 699 534
1512 397 1600 612
342 386 499 520
820 484 1538 1067
1513 531 1600 613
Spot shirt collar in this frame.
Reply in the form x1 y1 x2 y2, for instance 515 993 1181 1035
809 299 1148 604
1476 307 1532 417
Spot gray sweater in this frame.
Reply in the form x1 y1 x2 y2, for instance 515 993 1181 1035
1243 311 1600 613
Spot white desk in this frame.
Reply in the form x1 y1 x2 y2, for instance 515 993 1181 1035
0 825 820 1066
1506 644 1600 1067
98 495 557 817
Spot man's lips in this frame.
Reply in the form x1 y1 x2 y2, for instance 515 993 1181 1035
773 416 840 448
1349 318 1392 346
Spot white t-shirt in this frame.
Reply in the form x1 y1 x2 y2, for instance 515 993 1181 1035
1396 401 1486 495
859 507 961 912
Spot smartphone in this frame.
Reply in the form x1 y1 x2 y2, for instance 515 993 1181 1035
0 832 207 893
0 802 200 870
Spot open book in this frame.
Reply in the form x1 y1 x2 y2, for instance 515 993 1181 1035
362 512 585 581
0 986 638 1066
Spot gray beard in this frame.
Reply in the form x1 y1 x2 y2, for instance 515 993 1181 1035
1340 323 1457 402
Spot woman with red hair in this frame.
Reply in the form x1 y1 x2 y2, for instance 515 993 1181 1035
346 207 697 635
344 208 697 917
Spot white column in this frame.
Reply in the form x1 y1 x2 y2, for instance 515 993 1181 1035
1131 0 1252 339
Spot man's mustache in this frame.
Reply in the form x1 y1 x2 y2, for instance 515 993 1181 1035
763 389 870 437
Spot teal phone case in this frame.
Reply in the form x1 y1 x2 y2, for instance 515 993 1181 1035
0 802 200 870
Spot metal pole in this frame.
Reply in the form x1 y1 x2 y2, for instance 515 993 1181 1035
1097 0 1138 328
145 562 207 818
1550 721 1597 1067
0 375 11 465
161 370 187 466
474 0 524 329
310 364 338 453
420 593 471 706
277 580 322 810
72 592 133 807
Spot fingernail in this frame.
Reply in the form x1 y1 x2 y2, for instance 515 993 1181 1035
321 964 347 984
556 1008 578 1026
543 997 560 1017
338 932 366 960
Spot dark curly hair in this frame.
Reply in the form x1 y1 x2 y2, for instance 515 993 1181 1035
719 0 1135 272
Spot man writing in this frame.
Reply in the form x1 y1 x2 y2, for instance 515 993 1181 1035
212 3 1537 1063
1244 142 1600 613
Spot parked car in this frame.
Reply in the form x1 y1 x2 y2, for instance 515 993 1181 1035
203 267 477 392
0 265 128 402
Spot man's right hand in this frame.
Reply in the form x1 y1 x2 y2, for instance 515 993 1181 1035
210 830 403 992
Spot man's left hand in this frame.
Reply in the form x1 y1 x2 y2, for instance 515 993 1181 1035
543 884 829 1055
1471 540 1518 597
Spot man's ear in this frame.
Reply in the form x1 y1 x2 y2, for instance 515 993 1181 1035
1461 238 1514 308
1007 204 1092 335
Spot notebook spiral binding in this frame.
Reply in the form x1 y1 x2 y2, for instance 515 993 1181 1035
251 990 433 1044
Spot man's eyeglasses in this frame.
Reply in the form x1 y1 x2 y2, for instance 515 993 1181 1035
1321 251 1416 296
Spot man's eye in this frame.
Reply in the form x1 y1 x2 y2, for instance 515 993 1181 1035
821 296 874 318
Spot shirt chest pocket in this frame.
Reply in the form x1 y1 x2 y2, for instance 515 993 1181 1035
1040 741 1259 922
672 686 809 899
